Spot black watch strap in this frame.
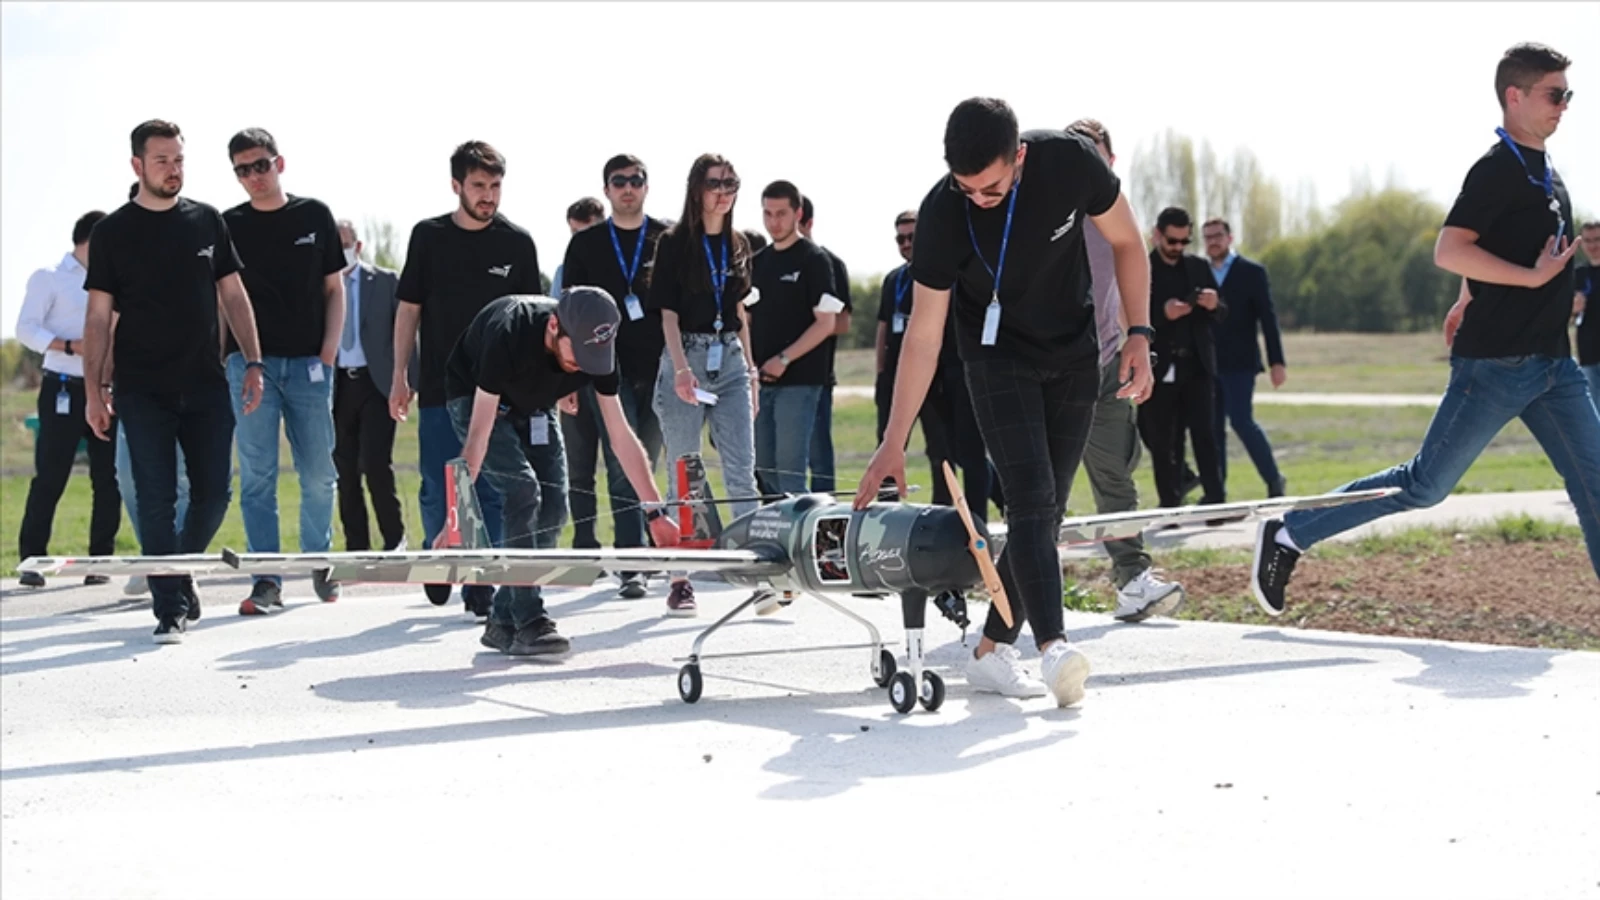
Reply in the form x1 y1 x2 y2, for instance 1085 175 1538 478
1126 325 1156 340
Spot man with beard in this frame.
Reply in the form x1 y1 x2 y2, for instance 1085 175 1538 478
82 119 267 643
390 141 541 617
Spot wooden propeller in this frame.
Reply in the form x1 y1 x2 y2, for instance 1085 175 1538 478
942 461 1013 628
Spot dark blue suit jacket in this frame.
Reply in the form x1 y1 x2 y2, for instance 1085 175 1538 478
1211 255 1286 375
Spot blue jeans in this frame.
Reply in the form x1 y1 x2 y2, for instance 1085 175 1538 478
226 353 337 585
756 383 824 495
561 374 663 550
117 420 189 547
654 335 760 521
1214 370 1284 493
446 398 567 627
419 405 503 549
809 383 836 493
1283 355 1600 577
1582 363 1599 415
116 380 236 621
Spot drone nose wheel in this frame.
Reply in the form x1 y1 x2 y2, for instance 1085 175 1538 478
678 664 703 703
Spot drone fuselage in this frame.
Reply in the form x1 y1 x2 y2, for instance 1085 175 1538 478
715 495 981 598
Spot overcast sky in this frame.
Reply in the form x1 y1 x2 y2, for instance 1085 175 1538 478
3 1 1596 338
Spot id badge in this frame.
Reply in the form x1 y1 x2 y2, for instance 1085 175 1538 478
55 389 71 416
624 293 644 321
892 313 906 335
308 361 325 383
981 297 1001 347
529 414 550 446
706 341 724 374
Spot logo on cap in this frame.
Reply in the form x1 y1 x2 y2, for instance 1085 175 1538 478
587 323 617 345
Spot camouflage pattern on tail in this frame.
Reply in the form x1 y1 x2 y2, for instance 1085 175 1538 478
442 458 491 550
675 453 723 549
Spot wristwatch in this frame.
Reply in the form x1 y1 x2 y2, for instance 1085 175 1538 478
63 340 74 356
643 504 669 523
245 359 266 371
777 352 791 367
1126 325 1156 341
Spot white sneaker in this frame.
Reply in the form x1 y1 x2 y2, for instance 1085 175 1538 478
1112 569 1185 622
1040 642 1091 708
124 575 148 596
965 644 1049 698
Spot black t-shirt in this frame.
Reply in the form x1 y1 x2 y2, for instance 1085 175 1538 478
818 246 852 386
84 198 242 393
749 238 839 386
560 216 668 381
1576 263 1599 366
1444 138 1576 360
223 195 346 358
878 262 961 370
397 214 541 406
445 295 618 416
911 128 1120 368
648 227 750 335
1148 250 1218 358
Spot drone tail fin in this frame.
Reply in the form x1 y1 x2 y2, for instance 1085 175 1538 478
442 457 492 550
674 453 724 548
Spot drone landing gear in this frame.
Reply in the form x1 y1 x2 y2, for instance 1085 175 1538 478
888 588 944 714
675 589 889 706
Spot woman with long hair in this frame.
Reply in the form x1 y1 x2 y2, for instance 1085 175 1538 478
648 153 761 617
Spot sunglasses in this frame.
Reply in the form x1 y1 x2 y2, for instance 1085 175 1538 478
894 233 915 246
1545 87 1575 106
609 173 646 189
704 176 741 193
949 178 1011 200
232 157 276 178
1162 235 1192 247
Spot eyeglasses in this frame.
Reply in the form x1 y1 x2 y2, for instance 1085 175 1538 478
705 176 741 193
1545 87 1575 106
894 233 915 246
1163 236 1191 247
232 157 276 178
609 173 646 189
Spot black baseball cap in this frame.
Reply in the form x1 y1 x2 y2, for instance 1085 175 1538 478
558 286 621 376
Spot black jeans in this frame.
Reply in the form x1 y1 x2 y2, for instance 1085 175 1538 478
19 372 120 560
561 375 662 550
117 380 236 622
1138 359 1225 507
965 357 1098 648
333 367 405 551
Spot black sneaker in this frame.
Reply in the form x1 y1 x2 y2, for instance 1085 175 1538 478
480 622 516 653
1179 468 1202 502
84 575 111 586
423 583 452 606
1252 519 1301 617
182 580 203 622
19 571 44 588
618 573 647 599
463 585 494 620
312 569 341 603
507 617 570 657
153 617 186 645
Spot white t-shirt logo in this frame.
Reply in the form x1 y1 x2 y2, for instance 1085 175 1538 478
488 264 513 278
197 245 215 259
1051 211 1078 242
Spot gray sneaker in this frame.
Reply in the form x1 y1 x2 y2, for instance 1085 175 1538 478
1112 569 1185 622
480 622 516 653
238 579 283 616
312 569 341 603
507 617 570 657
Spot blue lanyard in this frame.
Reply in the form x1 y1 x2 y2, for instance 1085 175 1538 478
1495 127 1565 246
894 265 912 314
608 218 647 289
701 233 728 332
964 170 1022 304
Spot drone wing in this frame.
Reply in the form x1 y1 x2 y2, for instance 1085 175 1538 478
222 546 788 587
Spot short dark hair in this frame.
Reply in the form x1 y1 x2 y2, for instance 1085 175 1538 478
130 119 181 158
1065 118 1113 157
450 141 506 183
227 127 277 160
72 211 107 245
943 97 1019 176
566 197 605 223
1495 43 1571 110
800 195 815 225
894 209 917 227
1156 207 1192 232
1201 217 1231 235
1580 220 1600 232
761 180 803 210
744 229 769 253
603 154 646 182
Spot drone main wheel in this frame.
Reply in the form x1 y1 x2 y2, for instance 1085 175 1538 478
919 671 946 712
873 648 897 688
889 671 917 714
423 583 451 606
678 664 703 704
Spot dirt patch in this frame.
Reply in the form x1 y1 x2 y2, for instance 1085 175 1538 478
1065 536 1600 652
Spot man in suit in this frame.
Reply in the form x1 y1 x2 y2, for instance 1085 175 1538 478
333 219 415 551
1139 207 1228 509
1202 217 1287 497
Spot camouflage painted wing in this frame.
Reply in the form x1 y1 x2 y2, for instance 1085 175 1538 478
18 553 243 578
222 547 788 587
